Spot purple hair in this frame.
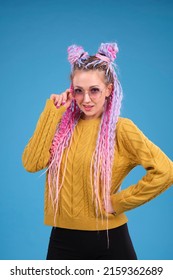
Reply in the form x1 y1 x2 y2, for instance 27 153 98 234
48 43 123 223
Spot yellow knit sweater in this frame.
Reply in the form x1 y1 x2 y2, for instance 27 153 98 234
22 99 173 230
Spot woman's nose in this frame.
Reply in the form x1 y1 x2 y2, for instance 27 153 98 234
83 92 91 102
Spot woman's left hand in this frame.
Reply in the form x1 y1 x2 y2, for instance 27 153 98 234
103 197 115 214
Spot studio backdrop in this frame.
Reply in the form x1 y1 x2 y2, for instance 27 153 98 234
0 0 173 260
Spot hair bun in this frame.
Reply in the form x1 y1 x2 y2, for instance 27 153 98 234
67 44 87 64
97 43 119 62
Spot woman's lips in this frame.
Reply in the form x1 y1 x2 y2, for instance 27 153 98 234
83 105 94 111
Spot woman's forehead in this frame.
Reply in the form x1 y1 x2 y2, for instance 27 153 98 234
72 70 105 85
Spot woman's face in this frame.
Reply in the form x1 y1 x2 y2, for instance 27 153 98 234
72 70 112 120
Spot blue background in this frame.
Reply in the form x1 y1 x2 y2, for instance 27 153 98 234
0 0 173 260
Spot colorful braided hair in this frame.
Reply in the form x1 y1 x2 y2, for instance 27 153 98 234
48 43 123 224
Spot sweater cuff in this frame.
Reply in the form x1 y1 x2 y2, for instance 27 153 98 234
45 99 66 116
110 192 125 215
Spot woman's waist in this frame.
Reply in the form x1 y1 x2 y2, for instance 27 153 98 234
44 211 128 230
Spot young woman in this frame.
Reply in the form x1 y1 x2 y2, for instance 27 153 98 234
22 43 173 260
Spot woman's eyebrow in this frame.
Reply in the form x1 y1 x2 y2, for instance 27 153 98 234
74 85 100 88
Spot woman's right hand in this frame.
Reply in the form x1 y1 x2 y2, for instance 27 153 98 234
50 88 73 109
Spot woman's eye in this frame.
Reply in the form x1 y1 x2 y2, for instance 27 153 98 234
91 88 100 94
74 89 82 94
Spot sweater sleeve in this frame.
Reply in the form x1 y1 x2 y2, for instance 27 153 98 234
111 118 173 214
22 99 66 172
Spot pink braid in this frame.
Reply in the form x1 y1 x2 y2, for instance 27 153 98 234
48 99 81 222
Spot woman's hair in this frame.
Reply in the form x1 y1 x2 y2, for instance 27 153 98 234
48 43 123 223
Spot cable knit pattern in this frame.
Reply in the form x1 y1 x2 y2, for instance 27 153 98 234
111 119 173 214
22 100 66 172
22 100 173 230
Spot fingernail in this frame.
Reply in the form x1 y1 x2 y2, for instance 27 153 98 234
62 101 66 105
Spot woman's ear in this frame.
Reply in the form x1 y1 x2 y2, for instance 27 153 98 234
106 83 113 97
